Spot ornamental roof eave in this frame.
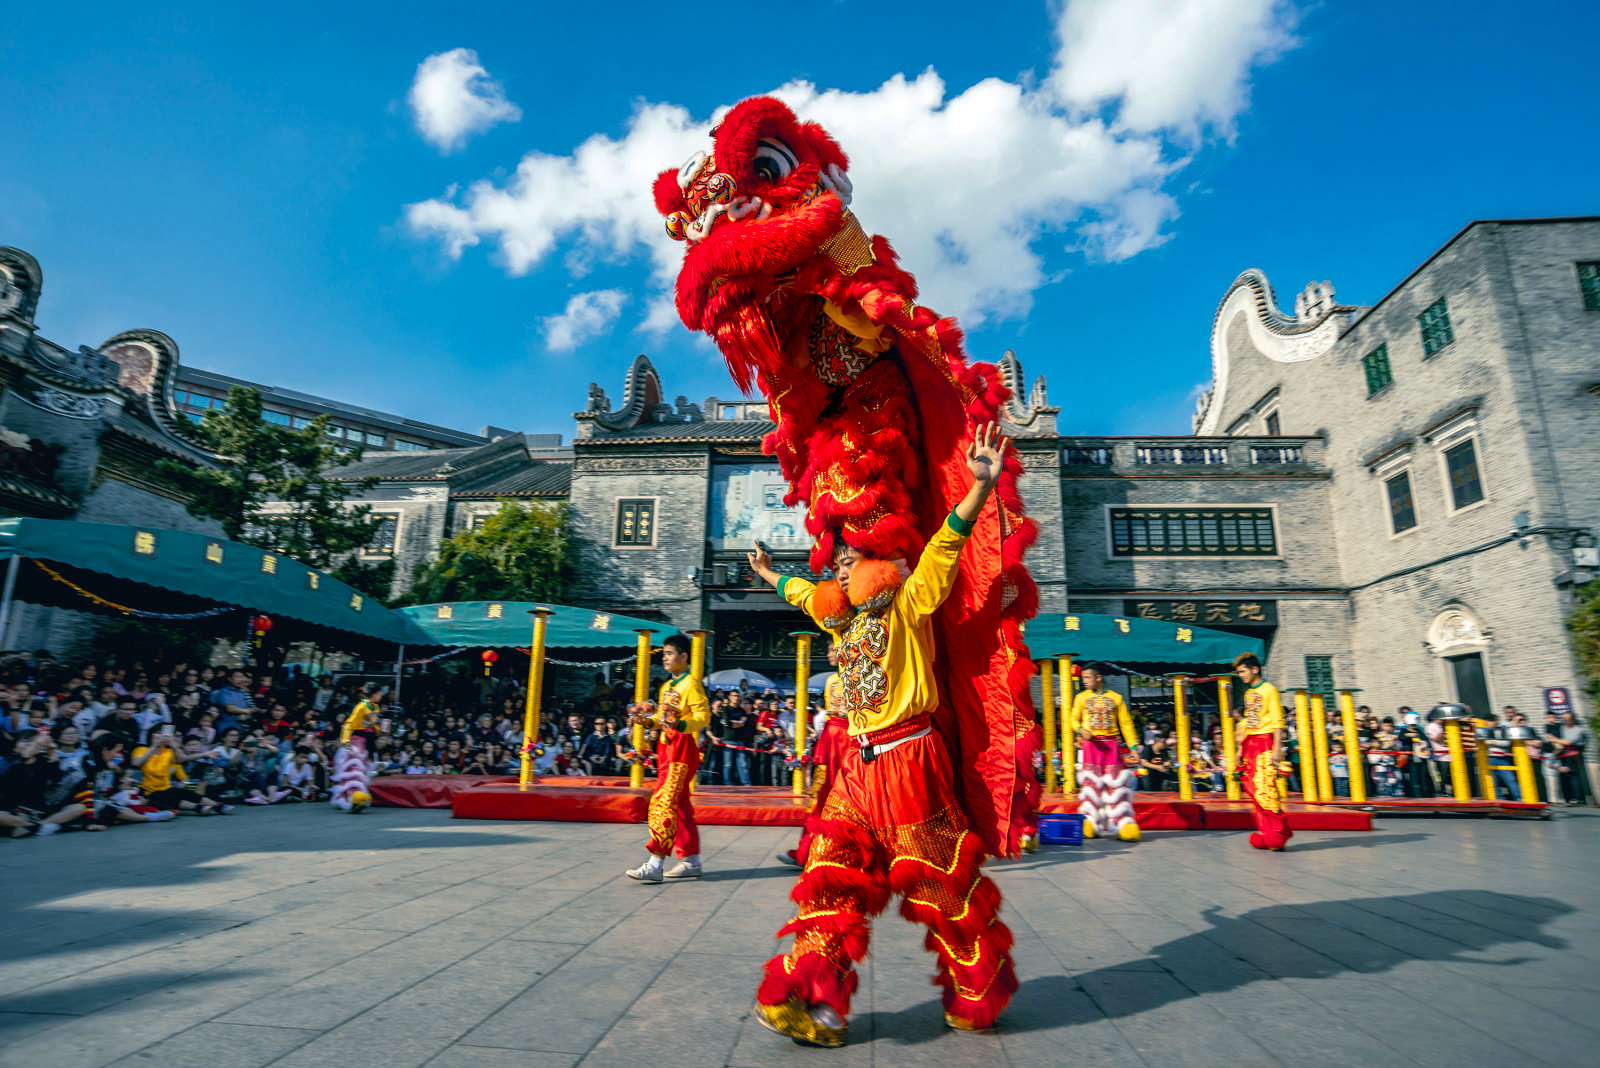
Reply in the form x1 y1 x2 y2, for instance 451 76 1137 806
1193 269 1357 436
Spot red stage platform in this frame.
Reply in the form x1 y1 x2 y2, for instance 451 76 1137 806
373 774 1543 829
393 777 1373 832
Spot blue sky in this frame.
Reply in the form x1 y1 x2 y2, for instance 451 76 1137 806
5 1 1596 439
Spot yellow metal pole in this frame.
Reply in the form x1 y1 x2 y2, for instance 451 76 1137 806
1336 689 1367 803
1444 720 1470 803
1058 655 1077 795
631 629 652 789
1173 675 1193 801
1292 689 1319 802
1218 678 1240 801
688 629 708 680
1310 693 1334 800
1040 658 1057 794
1471 719 1494 800
687 629 708 795
518 608 552 790
792 632 813 797
1510 738 1538 803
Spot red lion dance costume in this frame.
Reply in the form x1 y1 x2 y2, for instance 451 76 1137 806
655 97 1041 1043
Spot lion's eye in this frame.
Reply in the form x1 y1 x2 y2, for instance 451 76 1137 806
752 138 797 182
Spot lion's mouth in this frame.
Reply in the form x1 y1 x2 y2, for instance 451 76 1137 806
666 153 853 246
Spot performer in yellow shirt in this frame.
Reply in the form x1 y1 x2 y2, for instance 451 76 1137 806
626 634 712 882
746 423 1017 1046
331 683 382 813
1232 653 1291 850
1072 665 1141 842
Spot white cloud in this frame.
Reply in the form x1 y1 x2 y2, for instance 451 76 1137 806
542 289 629 352
406 1 1297 339
408 48 522 153
1051 0 1299 140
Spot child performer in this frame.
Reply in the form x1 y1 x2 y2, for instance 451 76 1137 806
625 634 712 883
780 640 849 867
331 684 382 813
1072 665 1141 842
746 423 1016 1047
1231 653 1291 850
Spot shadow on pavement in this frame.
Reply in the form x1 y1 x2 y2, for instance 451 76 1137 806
863 889 1573 1042
1288 832 1433 851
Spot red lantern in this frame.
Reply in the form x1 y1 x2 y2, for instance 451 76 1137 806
481 649 499 677
1071 663 1082 679
251 614 273 650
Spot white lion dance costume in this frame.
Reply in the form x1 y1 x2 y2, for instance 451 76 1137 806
1070 682 1141 842
331 696 377 813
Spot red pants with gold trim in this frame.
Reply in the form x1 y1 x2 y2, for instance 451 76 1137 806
757 730 1017 1028
645 730 700 858
795 716 849 866
1240 733 1291 849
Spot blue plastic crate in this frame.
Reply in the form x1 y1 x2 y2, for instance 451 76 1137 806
1038 812 1084 846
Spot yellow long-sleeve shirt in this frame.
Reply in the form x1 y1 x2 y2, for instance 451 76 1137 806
655 672 711 735
1241 681 1285 736
341 699 380 745
780 511 970 738
1072 688 1138 749
823 672 843 714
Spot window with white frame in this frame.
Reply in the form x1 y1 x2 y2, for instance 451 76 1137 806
1443 438 1485 510
1385 470 1418 533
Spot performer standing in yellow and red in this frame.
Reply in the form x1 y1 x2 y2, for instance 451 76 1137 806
747 424 1017 1047
780 640 849 868
624 634 711 883
1072 665 1141 841
1232 652 1291 851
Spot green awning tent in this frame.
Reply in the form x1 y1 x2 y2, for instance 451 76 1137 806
1024 612 1262 674
0 518 407 647
397 601 672 650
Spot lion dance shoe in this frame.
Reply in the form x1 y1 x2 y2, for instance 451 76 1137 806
624 862 663 883
1117 822 1141 843
944 1011 997 1034
663 860 702 879
1020 833 1038 854
754 997 848 1048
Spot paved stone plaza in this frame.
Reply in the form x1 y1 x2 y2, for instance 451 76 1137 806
0 808 1596 1068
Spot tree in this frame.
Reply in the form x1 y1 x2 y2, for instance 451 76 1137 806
405 503 571 605
1568 579 1600 706
161 385 383 569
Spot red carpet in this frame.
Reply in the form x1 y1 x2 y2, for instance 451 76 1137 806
379 775 1543 830
436 779 1374 831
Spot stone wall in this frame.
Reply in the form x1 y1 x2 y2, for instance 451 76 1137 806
566 448 710 636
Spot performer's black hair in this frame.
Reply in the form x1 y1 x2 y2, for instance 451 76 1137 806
1232 652 1261 671
663 633 692 656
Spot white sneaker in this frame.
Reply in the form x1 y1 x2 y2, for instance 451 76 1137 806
625 862 663 883
36 823 60 836
664 861 703 879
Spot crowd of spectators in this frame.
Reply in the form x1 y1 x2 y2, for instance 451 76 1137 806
1122 701 1594 804
7 644 1592 842
0 650 391 839
508 674 815 787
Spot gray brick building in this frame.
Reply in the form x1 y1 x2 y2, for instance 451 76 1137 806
1191 217 1599 721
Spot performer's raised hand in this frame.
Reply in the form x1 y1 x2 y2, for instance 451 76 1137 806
747 539 780 587
953 421 1007 527
966 421 1007 488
